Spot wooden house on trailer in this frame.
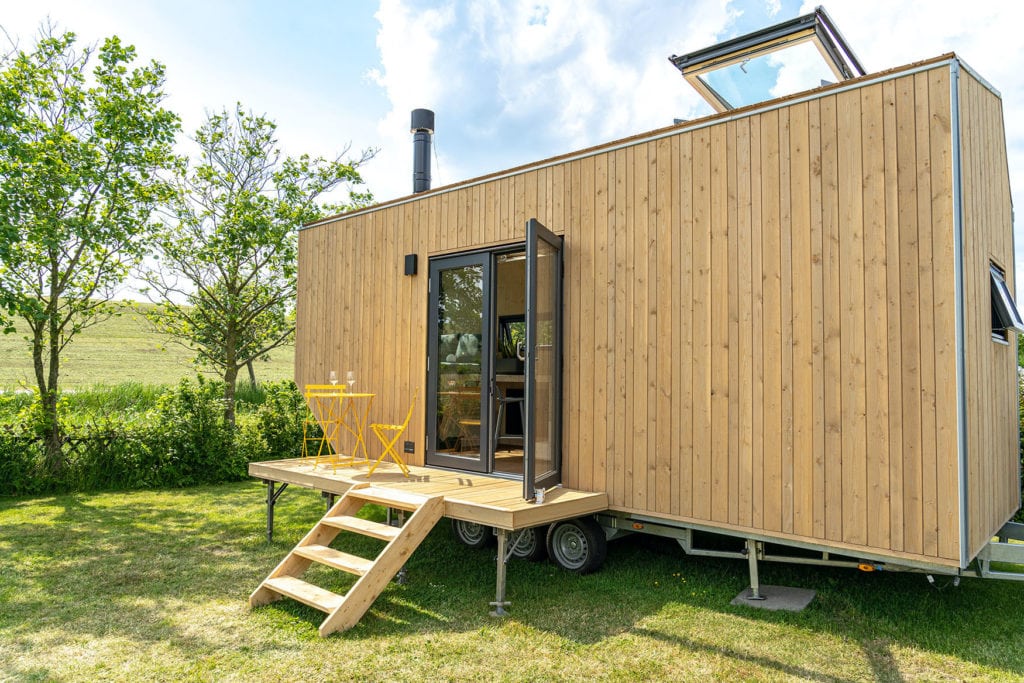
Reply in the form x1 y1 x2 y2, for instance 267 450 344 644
250 7 1024 635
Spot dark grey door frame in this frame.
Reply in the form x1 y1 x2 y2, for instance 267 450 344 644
523 218 564 501
425 252 491 473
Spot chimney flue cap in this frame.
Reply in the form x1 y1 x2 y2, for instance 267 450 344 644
411 108 435 134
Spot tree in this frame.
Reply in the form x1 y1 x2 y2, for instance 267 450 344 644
144 105 374 426
0 25 179 473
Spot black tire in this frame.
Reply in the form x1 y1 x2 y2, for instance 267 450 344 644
509 526 548 561
546 516 607 574
451 518 493 549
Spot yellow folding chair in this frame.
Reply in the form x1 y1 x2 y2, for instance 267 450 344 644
302 384 345 468
367 389 418 477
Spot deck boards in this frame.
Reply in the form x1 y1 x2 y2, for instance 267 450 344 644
249 459 608 531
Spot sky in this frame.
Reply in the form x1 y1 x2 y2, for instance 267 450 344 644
2 0 1023 289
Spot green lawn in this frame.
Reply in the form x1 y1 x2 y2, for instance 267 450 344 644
2 483 1024 681
0 303 294 389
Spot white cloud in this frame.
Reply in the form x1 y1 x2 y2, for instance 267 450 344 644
369 0 738 201
371 0 1024 294
4 1 1023 292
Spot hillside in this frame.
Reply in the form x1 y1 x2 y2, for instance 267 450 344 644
0 303 294 389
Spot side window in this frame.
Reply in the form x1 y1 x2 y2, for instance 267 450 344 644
990 262 1024 343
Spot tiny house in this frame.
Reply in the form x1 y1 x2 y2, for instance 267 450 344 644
253 8 1023 633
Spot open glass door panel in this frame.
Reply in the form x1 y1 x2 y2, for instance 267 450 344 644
523 218 563 501
669 6 865 113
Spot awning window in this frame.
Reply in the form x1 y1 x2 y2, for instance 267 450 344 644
991 263 1024 341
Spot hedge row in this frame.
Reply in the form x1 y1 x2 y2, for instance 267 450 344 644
0 378 314 496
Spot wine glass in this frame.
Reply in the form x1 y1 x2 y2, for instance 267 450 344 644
328 370 338 386
346 370 356 393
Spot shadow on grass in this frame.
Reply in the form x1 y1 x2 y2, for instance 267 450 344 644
326 528 1024 676
0 481 325 653
503 534 1024 676
633 626 863 683
4 482 1024 679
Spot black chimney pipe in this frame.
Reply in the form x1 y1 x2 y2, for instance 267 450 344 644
411 108 434 193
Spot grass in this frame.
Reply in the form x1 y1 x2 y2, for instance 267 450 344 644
0 381 280 424
0 302 294 390
2 483 1024 681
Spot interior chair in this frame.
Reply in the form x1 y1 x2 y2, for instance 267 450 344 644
367 389 418 477
453 391 482 453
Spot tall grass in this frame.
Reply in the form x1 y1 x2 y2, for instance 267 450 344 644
0 380 276 423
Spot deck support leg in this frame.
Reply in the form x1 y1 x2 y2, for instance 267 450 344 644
322 491 336 511
490 529 511 617
394 510 409 585
746 539 765 600
265 481 289 542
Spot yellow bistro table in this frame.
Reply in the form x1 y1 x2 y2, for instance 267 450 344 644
336 392 376 468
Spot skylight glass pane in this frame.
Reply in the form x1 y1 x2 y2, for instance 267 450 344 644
700 40 838 109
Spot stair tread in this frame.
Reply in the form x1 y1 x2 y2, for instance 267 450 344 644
263 576 344 613
322 514 401 540
294 544 374 575
347 486 433 511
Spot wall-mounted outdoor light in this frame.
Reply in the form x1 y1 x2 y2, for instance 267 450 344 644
404 253 418 276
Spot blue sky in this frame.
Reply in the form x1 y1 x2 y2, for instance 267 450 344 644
2 0 1023 287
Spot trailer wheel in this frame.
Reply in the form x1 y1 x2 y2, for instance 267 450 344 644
546 517 607 574
451 519 493 549
509 526 548 561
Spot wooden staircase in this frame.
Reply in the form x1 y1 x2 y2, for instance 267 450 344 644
249 483 444 636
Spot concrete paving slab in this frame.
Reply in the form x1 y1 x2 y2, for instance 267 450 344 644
730 585 816 611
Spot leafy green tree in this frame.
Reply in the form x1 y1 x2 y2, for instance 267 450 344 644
144 105 374 425
0 26 179 473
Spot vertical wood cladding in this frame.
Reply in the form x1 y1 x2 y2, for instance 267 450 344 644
959 69 1020 561
297 59 1016 567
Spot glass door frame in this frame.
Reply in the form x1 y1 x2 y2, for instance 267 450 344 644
523 218 564 500
425 251 492 473
423 228 565 501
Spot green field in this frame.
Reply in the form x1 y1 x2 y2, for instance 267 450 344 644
1 482 1023 681
0 302 294 389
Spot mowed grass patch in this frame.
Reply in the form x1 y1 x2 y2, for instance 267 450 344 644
0 302 294 389
2 483 1024 680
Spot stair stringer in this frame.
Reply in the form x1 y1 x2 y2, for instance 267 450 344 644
249 483 366 607
318 494 445 636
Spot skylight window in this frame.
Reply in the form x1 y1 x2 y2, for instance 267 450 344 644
669 6 865 113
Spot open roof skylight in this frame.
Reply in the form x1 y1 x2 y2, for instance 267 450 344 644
669 6 865 113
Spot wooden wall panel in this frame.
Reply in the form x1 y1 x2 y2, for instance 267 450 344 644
295 60 1008 566
790 101 814 540
861 83 891 551
655 137 673 515
960 70 1020 560
675 134 694 519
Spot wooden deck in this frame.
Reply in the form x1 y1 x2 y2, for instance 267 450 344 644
248 458 608 530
